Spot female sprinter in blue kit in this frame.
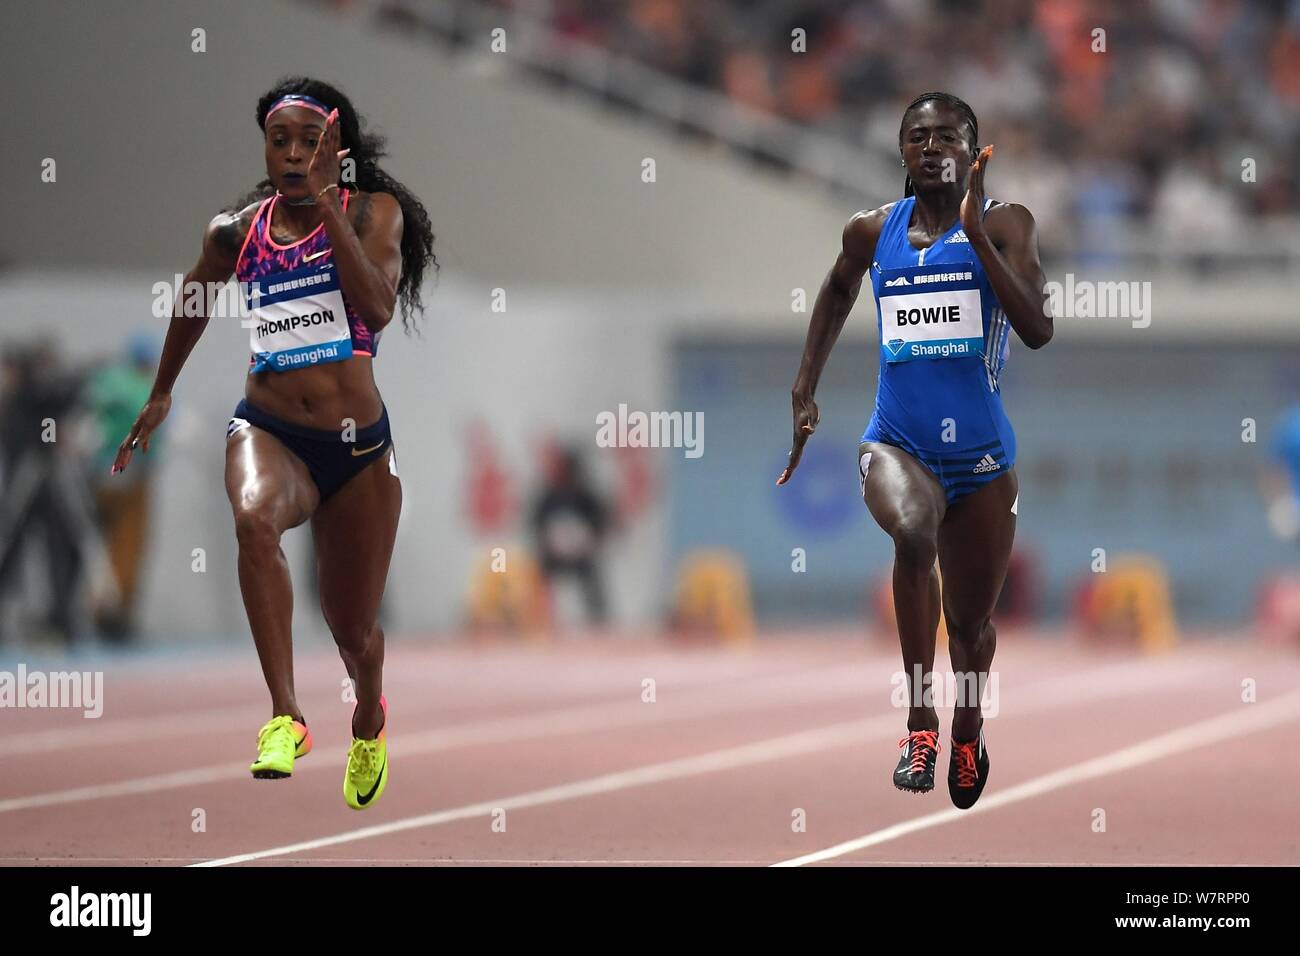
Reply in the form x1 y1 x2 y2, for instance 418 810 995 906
778 92 1052 809
112 78 435 809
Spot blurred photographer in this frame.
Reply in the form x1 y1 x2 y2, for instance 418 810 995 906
0 342 96 644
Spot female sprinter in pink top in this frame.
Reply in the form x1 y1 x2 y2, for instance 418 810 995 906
112 77 435 810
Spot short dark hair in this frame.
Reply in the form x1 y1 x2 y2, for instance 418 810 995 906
899 92 979 198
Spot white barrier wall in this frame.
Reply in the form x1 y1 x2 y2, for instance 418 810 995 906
0 273 668 642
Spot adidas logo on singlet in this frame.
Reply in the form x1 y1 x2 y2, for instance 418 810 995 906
883 276 911 287
972 454 1000 474
945 230 970 243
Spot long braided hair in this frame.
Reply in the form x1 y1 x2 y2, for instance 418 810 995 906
231 77 436 333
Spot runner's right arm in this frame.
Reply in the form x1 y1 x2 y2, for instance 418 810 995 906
778 207 888 485
112 211 247 474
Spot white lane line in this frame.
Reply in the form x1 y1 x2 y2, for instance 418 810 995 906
0 664 885 814
771 688 1300 867
0 704 269 758
189 658 1218 866
189 718 886 866
0 657 825 758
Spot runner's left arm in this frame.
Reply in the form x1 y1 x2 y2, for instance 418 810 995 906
961 146 1052 349
308 108 404 333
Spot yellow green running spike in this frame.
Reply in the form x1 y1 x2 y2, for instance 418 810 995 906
344 696 388 810
250 715 312 779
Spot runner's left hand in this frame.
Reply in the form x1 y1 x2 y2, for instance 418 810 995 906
306 108 350 202
960 145 994 243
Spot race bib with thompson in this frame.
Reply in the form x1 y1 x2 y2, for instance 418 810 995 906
246 261 353 373
877 262 983 364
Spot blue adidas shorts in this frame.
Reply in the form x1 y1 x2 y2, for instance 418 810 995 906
861 417 1013 505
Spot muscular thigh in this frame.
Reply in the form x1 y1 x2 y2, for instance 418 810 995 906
936 469 1018 624
225 426 319 531
859 441 947 537
312 448 402 629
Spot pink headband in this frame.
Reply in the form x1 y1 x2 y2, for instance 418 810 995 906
265 94 331 123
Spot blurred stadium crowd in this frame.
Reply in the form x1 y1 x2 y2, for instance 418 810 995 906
368 0 1300 249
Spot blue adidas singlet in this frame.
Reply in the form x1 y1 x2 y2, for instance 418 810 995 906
861 196 1016 503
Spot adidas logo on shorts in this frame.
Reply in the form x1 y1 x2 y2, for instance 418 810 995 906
972 454 1000 474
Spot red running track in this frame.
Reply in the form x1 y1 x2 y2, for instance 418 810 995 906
1 632 1298 866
